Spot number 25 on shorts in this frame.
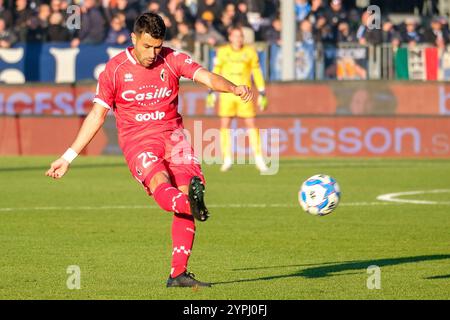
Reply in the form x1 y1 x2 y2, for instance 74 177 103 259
137 151 158 169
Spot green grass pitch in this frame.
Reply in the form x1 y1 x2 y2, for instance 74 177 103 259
0 156 449 300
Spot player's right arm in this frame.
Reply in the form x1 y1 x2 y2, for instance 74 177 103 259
46 103 109 179
46 61 116 179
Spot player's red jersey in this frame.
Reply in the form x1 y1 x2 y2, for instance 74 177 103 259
94 46 203 159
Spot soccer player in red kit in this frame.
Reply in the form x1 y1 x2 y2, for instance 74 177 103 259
45 13 253 288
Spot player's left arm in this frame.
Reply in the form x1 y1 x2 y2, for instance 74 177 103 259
194 68 253 103
171 49 253 103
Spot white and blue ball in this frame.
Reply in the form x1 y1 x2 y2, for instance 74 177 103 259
299 174 341 216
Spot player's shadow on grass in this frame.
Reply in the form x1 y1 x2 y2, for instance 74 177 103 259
213 254 450 285
424 274 450 280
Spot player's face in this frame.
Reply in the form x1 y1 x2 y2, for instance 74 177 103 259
132 32 163 68
229 29 244 49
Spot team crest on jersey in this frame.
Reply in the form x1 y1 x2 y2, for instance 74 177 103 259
124 73 134 82
160 68 167 82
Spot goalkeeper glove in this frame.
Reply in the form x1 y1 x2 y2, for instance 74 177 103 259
206 91 216 109
257 91 268 111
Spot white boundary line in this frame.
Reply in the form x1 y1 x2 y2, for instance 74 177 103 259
2 192 450 213
377 189 450 205
0 201 412 213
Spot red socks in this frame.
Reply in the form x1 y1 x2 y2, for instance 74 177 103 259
152 183 191 215
152 182 195 278
171 213 196 278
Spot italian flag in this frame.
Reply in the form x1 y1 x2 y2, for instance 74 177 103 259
395 47 439 80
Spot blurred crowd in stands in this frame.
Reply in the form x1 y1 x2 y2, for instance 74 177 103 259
0 0 448 51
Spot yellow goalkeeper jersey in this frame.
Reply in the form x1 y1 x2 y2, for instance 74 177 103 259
212 44 265 91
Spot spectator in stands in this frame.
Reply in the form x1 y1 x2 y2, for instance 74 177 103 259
107 0 139 32
325 0 348 38
214 10 234 39
47 11 71 42
337 21 356 43
438 16 449 33
184 0 198 17
168 0 195 26
423 17 450 47
320 21 336 44
24 15 46 42
0 17 17 47
198 0 222 23
194 18 225 46
71 0 106 47
13 0 33 40
159 12 177 41
399 17 422 46
174 5 195 28
244 0 266 34
347 8 361 31
246 0 267 16
223 2 236 22
295 0 311 22
171 21 195 53
0 0 13 28
298 19 314 44
147 1 161 14
105 14 130 45
234 1 251 28
308 0 329 43
356 10 382 45
50 0 65 16
381 20 400 48
264 0 280 20
264 16 281 45
38 4 51 29
307 0 327 26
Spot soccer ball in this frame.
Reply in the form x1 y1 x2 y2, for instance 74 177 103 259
299 174 341 216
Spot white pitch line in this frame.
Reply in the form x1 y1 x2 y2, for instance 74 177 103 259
377 189 450 205
0 201 422 213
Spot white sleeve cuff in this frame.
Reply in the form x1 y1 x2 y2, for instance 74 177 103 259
93 98 111 109
192 67 204 82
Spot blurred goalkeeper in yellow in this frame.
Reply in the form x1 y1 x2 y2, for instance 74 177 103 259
206 26 268 173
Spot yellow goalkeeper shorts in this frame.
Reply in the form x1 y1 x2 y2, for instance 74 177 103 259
218 93 255 118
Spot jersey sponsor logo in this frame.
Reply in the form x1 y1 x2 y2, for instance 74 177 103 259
124 73 134 82
121 87 173 103
160 68 166 82
135 111 166 121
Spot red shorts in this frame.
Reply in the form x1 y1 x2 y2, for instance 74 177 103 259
124 128 204 195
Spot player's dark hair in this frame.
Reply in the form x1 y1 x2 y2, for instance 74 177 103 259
133 13 166 39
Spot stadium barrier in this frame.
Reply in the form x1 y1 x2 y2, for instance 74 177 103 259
2 42 450 83
1 81 449 157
